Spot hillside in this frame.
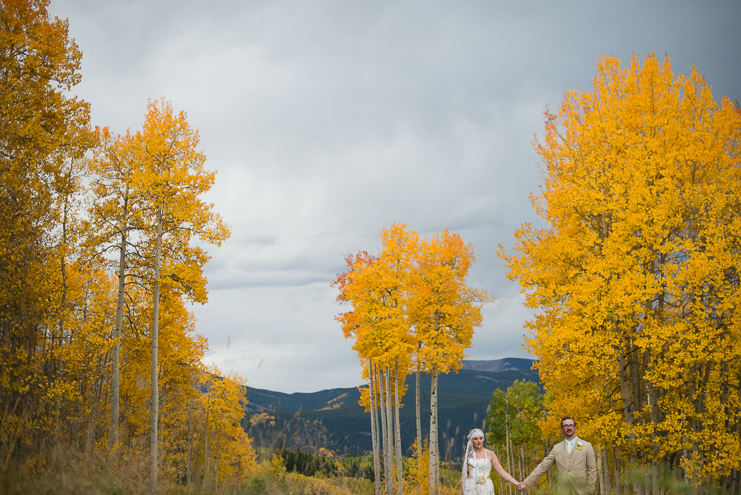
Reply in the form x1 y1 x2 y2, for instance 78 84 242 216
242 358 538 457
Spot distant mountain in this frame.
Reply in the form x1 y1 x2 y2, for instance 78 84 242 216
241 358 539 457
461 357 535 373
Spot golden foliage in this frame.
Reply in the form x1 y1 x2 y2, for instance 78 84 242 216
0 3 250 490
334 223 491 494
500 53 741 485
406 439 431 495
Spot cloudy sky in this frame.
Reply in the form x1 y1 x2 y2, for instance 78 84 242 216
49 0 741 393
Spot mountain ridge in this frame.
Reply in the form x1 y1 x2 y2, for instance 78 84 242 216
244 358 536 412
241 357 539 456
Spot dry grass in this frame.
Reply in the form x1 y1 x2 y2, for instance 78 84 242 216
0 449 461 495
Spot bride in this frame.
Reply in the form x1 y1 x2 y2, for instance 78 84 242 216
460 429 521 495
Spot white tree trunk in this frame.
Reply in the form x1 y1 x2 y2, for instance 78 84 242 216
429 367 439 495
215 425 222 491
203 408 211 491
416 365 421 457
614 447 621 495
150 208 163 489
370 362 382 495
110 219 127 453
385 366 394 495
110 190 129 453
505 397 514 495
378 367 389 493
394 359 403 495
187 400 192 489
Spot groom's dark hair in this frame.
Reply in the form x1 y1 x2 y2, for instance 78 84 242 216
560 416 577 427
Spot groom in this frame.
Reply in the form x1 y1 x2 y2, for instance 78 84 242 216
517 417 596 495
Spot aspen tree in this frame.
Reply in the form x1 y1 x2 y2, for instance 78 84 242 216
415 360 422 459
372 224 417 495
334 226 417 495
87 128 147 453
501 53 741 484
133 99 230 488
358 361 384 495
369 361 383 495
394 359 403 495
486 382 544 493
409 229 491 494
0 0 93 464
377 365 389 493
335 225 489 495
385 366 394 495
334 251 387 488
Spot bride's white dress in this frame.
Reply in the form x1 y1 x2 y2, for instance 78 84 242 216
463 457 495 495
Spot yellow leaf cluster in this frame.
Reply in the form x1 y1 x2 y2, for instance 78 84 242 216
335 224 491 382
501 53 741 484
0 2 250 489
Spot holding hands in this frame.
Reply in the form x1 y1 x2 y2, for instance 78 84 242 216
516 482 528 492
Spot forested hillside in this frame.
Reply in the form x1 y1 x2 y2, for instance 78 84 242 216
243 360 538 457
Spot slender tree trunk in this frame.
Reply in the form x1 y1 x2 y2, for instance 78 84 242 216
86 375 101 459
545 443 552 488
429 367 439 495
110 190 129 454
519 444 525 482
416 365 421 458
378 367 389 493
598 449 605 495
53 193 71 454
193 427 201 489
614 446 621 495
615 327 635 429
150 208 163 490
602 449 612 495
634 457 643 495
187 400 192 492
215 425 221 491
504 397 514 495
385 366 394 495
370 361 382 495
203 409 211 491
394 359 403 495
644 463 652 495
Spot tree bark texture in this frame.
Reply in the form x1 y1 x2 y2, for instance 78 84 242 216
370 361 382 495
416 366 421 457
385 366 394 495
150 208 163 489
429 367 439 495
394 359 403 495
110 192 128 453
378 367 389 495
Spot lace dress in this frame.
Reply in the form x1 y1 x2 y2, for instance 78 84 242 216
463 457 495 495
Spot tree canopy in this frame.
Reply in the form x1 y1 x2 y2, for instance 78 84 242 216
500 53 741 486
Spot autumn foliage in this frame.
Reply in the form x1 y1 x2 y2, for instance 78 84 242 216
0 0 254 491
334 224 492 495
501 53 741 490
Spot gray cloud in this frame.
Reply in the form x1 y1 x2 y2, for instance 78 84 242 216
50 0 741 392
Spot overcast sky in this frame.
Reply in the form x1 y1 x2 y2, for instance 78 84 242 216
49 0 741 393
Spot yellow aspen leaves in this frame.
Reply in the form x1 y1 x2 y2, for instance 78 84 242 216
0 2 246 486
500 53 741 485
334 223 491 494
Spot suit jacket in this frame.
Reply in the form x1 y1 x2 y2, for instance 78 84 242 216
524 438 597 495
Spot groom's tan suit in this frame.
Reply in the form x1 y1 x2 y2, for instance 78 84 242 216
523 437 597 495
